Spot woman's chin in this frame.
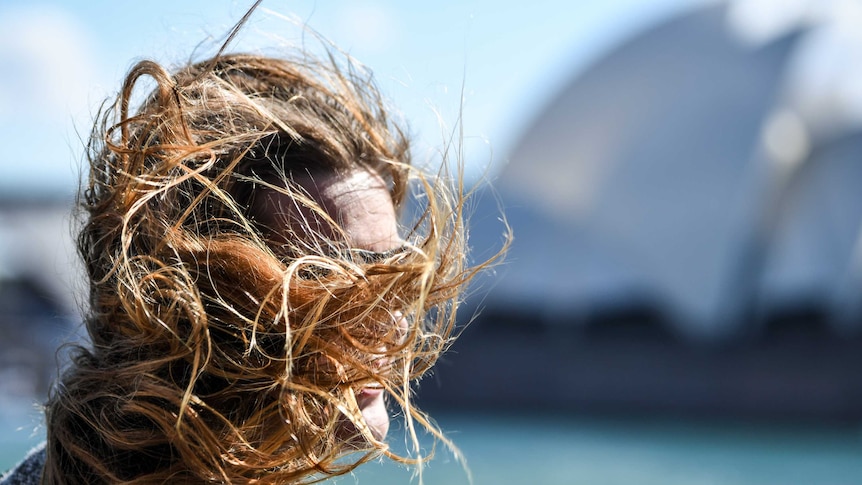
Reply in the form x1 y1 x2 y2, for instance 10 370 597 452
337 388 390 443
357 388 390 441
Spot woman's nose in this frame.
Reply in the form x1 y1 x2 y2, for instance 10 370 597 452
393 311 408 344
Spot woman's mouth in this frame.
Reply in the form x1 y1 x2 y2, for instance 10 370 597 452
354 385 389 441
356 386 383 406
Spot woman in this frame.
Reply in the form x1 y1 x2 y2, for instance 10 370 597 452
1 14 498 485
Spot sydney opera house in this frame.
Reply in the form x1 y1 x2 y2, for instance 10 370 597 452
423 2 862 419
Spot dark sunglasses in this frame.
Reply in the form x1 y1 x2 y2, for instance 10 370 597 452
328 245 411 264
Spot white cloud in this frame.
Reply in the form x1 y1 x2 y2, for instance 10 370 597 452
0 5 97 120
333 3 400 54
0 5 100 194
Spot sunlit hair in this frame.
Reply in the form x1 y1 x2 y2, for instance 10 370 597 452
41 41 496 484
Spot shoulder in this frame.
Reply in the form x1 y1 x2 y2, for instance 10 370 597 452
0 443 46 485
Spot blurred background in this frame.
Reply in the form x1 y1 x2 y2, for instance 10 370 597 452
3 0 862 483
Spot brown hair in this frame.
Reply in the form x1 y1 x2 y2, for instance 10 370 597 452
42 39 496 484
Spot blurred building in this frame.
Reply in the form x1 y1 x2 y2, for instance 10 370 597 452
0 197 82 410
423 1 862 420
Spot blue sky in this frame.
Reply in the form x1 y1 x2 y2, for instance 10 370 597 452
0 0 707 197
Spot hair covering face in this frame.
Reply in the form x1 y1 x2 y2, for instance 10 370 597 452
40 49 496 485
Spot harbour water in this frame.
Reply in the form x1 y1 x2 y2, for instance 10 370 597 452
4 406 862 484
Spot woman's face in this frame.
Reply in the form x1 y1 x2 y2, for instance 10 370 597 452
255 168 403 441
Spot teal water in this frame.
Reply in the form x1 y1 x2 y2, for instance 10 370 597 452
4 409 862 484
345 414 862 485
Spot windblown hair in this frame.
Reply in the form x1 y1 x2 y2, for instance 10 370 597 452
42 47 486 484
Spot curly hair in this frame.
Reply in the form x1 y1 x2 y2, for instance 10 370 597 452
41 43 494 484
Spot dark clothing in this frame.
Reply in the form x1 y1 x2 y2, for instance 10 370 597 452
1 444 45 485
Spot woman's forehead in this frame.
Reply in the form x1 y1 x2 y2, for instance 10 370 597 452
310 170 388 202
261 169 400 251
